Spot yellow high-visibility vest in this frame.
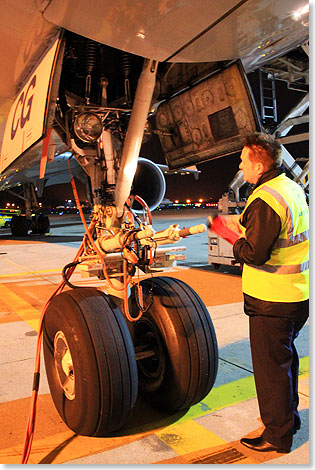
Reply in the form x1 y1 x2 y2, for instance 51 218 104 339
239 174 309 302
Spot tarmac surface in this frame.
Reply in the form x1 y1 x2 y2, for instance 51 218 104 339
0 209 309 465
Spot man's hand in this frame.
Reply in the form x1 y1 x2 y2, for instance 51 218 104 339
207 215 241 245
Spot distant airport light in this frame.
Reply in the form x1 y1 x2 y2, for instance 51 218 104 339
175 200 179 204
186 199 191 204
199 199 203 203
74 112 103 143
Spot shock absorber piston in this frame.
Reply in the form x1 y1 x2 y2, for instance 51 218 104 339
120 52 132 105
85 40 97 104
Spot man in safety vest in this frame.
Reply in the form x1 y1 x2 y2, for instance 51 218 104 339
231 133 309 453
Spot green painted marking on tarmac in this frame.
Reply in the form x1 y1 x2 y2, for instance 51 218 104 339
299 355 309 376
177 375 256 424
176 355 309 424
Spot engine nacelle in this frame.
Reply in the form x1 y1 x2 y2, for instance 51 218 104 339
131 157 166 213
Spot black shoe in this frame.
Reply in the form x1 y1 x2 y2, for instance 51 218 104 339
240 436 290 453
293 423 301 434
293 418 301 434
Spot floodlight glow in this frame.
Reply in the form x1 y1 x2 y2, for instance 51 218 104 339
292 4 309 20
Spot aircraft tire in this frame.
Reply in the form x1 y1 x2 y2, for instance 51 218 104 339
43 287 138 436
132 276 218 411
10 215 28 236
35 214 50 234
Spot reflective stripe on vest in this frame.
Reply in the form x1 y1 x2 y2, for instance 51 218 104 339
240 174 309 302
273 229 309 248
252 260 309 274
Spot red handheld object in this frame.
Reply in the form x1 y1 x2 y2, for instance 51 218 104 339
209 215 240 245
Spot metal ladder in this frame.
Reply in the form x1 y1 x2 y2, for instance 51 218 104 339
259 69 277 124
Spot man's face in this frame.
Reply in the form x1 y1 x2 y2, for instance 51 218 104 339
239 146 262 184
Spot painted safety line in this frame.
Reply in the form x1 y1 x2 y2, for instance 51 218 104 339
156 420 225 455
0 268 61 278
0 283 41 331
0 266 187 279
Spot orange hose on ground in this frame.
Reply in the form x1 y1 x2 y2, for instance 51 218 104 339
21 227 93 463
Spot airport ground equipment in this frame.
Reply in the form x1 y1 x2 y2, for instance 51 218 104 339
208 171 246 269
0 208 21 228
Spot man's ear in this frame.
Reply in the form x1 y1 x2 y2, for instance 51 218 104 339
256 162 265 176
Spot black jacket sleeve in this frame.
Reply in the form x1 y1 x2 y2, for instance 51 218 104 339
233 198 281 266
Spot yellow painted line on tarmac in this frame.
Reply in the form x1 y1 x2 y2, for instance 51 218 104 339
156 420 225 455
0 283 40 331
0 268 61 278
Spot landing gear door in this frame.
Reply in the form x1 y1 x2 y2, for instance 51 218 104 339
0 31 64 174
155 60 262 170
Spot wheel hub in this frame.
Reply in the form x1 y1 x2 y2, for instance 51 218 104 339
54 331 75 400
135 317 165 381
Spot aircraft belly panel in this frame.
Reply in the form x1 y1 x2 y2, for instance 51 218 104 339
42 0 240 61
41 0 308 65
164 0 309 65
0 1 59 100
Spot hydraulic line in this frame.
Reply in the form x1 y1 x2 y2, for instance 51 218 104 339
68 167 129 292
62 260 82 289
67 160 146 324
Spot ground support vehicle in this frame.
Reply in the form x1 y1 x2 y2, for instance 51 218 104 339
0 208 21 228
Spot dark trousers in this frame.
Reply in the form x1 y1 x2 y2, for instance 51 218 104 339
249 314 308 449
